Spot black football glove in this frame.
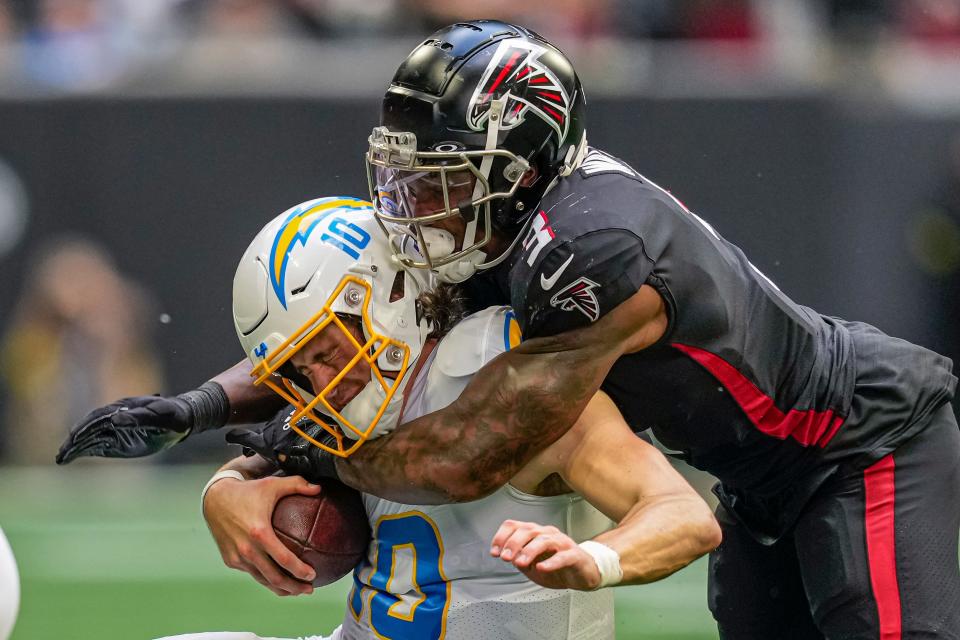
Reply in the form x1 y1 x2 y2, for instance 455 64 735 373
55 382 230 464
225 407 340 483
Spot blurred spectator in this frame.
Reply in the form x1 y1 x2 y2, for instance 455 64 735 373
0 238 164 464
0 0 942 96
682 0 759 40
21 0 124 90
896 0 960 45
0 3 15 42
407 0 615 40
826 0 891 42
281 0 412 37
19 0 182 91
613 0 681 38
184 0 293 37
614 0 760 40
179 0 408 39
407 0 759 41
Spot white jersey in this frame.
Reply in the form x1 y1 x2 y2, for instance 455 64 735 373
339 307 614 640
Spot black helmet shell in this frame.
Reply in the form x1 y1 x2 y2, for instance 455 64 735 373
381 20 587 225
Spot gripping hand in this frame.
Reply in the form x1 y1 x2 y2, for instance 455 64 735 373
56 382 229 464
226 408 339 482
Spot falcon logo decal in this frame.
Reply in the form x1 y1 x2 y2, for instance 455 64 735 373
550 277 601 321
467 39 571 145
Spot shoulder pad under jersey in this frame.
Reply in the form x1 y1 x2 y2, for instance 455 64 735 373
432 306 522 379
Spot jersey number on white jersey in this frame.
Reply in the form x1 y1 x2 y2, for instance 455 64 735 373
349 512 451 639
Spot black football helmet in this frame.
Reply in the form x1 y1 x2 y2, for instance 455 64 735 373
366 20 587 282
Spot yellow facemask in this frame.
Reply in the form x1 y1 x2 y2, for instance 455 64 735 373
249 275 411 457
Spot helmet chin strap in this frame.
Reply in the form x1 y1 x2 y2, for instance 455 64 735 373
418 204 527 283
413 227 482 283
436 251 488 283
418 226 456 258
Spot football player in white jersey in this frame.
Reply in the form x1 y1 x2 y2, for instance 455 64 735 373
158 197 719 640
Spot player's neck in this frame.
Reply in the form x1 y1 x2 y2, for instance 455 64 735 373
477 229 513 268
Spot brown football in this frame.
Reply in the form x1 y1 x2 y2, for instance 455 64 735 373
271 480 370 587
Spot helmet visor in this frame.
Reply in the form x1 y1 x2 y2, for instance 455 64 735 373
366 126 529 272
372 164 490 270
373 166 478 223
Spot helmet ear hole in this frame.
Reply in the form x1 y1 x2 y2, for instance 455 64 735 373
518 165 539 188
389 269 405 302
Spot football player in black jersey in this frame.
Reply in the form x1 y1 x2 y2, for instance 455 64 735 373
59 20 960 639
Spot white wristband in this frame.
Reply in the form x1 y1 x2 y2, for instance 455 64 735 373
579 540 623 589
200 470 246 513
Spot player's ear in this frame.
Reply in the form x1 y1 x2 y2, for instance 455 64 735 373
520 166 539 188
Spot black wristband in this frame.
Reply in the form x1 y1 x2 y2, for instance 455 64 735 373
177 381 231 433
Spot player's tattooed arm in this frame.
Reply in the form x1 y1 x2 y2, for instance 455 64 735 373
335 286 669 504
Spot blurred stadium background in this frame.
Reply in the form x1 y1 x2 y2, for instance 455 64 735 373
0 1 959 638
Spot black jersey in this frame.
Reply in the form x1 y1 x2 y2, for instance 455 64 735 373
477 148 957 541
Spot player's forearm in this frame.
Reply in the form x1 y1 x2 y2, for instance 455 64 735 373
219 454 277 480
210 359 286 424
336 328 623 504
594 495 721 585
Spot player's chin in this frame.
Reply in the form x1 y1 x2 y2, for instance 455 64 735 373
332 383 364 411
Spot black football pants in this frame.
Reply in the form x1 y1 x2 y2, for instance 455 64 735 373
708 402 960 639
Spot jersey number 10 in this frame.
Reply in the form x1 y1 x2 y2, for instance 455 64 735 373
349 512 451 639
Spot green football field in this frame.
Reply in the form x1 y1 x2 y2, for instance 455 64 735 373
0 464 717 640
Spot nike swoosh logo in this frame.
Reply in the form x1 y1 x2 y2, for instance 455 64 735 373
540 253 575 290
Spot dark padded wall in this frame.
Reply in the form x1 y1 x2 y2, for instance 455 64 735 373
0 97 955 440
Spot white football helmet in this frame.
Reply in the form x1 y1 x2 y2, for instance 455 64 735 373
233 196 432 457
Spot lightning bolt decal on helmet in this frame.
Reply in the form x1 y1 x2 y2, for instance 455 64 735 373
232 197 433 457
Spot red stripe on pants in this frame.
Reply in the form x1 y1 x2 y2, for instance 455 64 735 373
864 455 902 639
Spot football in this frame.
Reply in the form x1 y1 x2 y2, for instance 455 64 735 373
272 481 370 587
